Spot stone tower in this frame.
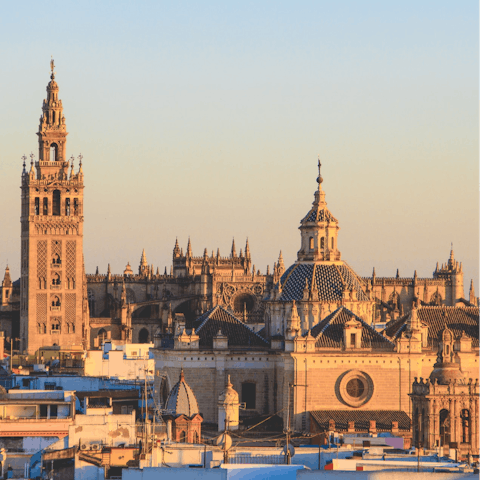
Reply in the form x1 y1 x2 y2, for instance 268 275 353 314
20 60 87 354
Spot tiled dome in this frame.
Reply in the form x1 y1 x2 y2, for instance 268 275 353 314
165 369 199 417
278 262 369 303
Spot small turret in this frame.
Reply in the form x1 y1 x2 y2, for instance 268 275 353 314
469 280 477 306
139 249 148 275
277 251 285 277
231 238 237 258
1 266 13 306
186 237 192 259
245 238 251 259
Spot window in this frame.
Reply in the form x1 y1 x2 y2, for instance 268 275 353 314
34 198 40 215
242 382 256 409
65 198 70 215
52 253 61 265
52 296 61 307
320 237 325 249
50 143 58 161
73 198 79 215
139 328 149 344
331 238 334 249
45 382 56 391
52 190 61 216
52 273 60 286
350 333 356 347
40 404 48 417
50 405 58 418
179 431 186 443
309 237 314 250
51 323 60 333
43 197 48 215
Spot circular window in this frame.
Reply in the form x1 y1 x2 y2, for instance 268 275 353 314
346 378 365 398
337 370 373 408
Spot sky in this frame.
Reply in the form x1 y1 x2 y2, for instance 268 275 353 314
0 1 478 295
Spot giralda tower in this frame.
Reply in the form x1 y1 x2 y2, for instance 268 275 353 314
20 60 88 354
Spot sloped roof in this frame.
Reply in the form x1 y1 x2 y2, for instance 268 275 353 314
279 263 369 303
193 306 269 348
310 410 411 432
302 206 338 223
384 306 479 347
309 307 394 350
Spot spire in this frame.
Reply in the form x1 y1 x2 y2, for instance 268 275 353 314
231 238 236 258
186 237 192 258
140 248 148 266
37 59 68 164
469 280 476 305
139 249 148 275
245 238 251 258
107 264 111 274
173 238 181 258
277 251 285 277
2 265 12 287
396 269 400 279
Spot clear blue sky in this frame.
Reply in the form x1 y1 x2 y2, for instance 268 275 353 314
0 1 478 293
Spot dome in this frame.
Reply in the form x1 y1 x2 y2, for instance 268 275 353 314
278 262 369 303
165 369 199 417
429 362 465 385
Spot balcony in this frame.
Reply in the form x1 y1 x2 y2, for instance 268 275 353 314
50 285 61 290
50 306 61 312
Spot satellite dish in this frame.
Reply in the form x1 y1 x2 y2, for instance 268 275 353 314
215 432 232 451
283 443 295 458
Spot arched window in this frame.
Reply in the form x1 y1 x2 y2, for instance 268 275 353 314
179 431 186 443
43 198 48 216
34 198 40 215
98 329 107 344
139 328 149 344
439 409 450 446
52 190 61 216
65 198 70 216
461 409 470 444
50 143 58 161
331 238 334 249
320 237 325 249
73 199 79 215
88 291 95 316
52 253 61 265
309 237 314 250
52 296 61 307
193 431 199 444
52 273 60 286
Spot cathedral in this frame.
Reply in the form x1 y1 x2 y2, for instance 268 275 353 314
1 63 478 452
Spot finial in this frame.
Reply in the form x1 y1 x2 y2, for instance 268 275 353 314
22 155 27 168
316 155 323 187
30 152 35 163
50 57 55 78
78 153 83 166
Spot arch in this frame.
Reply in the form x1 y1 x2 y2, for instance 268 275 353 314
43 198 48 216
52 272 61 286
65 198 70 216
233 292 255 315
430 291 442 306
52 253 61 265
331 237 334 249
34 198 40 215
309 237 314 250
179 431 186 443
461 409 470 444
73 198 79 215
439 409 450 446
138 328 149 344
320 237 325 249
88 290 95 317
52 190 61 216
160 377 170 407
174 299 197 324
52 296 61 307
97 328 107 344
125 288 136 304
192 431 199 444
50 143 58 161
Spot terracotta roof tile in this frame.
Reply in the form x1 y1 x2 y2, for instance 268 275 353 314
310 410 411 431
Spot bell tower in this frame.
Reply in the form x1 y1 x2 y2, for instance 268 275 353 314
20 60 87 354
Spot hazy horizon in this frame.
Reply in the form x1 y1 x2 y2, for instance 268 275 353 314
1 1 478 294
